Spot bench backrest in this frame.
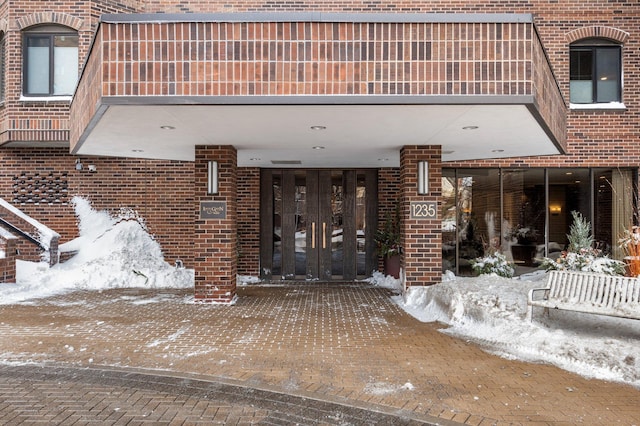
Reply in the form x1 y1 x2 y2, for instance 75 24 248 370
547 270 640 308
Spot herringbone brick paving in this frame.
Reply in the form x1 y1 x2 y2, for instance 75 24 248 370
0 283 638 425
0 365 432 425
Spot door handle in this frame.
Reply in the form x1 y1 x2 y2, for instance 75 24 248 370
311 222 316 249
322 222 327 249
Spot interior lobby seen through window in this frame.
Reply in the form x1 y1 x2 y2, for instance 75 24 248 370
570 38 621 104
23 25 78 96
441 168 635 276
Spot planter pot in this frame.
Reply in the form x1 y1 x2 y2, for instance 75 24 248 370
383 254 401 279
511 244 537 266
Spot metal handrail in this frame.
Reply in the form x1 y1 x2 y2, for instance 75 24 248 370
0 217 45 250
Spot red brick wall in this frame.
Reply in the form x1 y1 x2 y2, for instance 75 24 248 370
0 148 195 267
237 168 260 276
0 235 17 283
377 168 400 270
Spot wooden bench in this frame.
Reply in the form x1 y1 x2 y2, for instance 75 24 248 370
527 270 640 322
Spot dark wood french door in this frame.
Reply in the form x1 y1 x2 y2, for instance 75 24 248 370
260 169 377 281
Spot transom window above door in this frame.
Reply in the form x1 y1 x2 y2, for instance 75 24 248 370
570 38 622 105
22 25 79 97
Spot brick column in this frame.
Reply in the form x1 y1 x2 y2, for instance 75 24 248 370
194 145 237 303
0 236 17 284
400 146 442 287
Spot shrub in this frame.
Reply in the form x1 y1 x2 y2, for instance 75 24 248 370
470 252 514 278
541 211 625 276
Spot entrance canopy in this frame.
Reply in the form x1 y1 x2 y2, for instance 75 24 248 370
71 13 566 167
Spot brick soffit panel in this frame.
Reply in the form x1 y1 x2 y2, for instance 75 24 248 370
70 12 565 152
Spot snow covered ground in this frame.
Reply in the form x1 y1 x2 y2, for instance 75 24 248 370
385 271 640 390
1 198 638 389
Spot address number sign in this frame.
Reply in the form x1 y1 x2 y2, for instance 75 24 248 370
410 201 438 219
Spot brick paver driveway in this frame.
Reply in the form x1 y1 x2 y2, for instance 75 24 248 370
0 283 638 425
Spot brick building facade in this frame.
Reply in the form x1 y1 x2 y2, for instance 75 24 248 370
0 1 638 302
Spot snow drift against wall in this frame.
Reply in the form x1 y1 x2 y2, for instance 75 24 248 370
1 197 193 304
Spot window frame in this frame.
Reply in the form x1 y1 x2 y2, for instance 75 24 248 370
22 26 79 98
569 39 622 106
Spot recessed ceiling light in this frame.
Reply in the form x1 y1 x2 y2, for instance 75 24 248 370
312 146 325 150
565 172 573 175
378 158 389 162
249 157 261 161
310 125 326 131
132 149 144 153
492 149 504 153
462 126 479 130
160 125 175 130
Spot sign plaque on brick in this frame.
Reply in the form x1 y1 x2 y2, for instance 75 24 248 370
200 201 226 219
410 201 438 219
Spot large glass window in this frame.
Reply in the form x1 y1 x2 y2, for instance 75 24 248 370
440 169 501 275
594 169 635 259
23 26 78 97
442 168 636 276
570 39 621 104
503 169 545 267
442 169 458 273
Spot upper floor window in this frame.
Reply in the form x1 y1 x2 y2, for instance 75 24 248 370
23 25 78 97
570 39 621 104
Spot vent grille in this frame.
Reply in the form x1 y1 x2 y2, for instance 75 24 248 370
271 160 302 165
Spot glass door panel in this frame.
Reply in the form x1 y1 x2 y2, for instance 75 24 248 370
356 173 367 276
442 169 457 273
455 169 501 275
262 169 376 281
503 169 544 267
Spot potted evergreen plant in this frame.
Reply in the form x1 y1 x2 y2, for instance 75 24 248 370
375 204 401 278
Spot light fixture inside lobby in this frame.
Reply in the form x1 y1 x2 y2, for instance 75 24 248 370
549 205 562 215
312 146 325 150
462 125 479 130
160 125 175 130
310 125 326 131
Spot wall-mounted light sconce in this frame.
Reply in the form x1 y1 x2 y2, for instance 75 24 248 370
75 158 83 171
549 205 562 215
207 160 218 194
417 161 428 195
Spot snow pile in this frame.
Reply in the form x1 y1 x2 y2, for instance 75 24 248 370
1 197 193 304
396 271 640 388
366 270 403 292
